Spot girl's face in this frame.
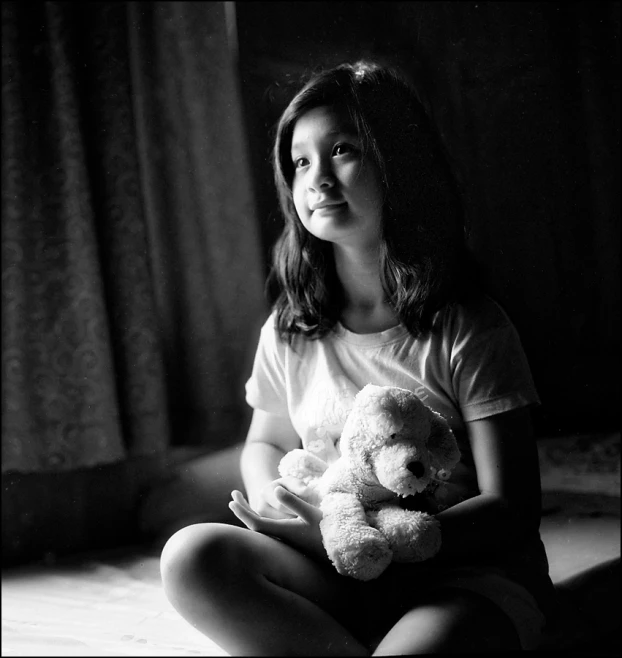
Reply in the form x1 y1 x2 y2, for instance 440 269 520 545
290 105 384 252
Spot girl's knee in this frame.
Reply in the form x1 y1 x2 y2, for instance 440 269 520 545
160 522 246 597
374 589 520 655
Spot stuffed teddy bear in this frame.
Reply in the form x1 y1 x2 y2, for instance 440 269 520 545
278 384 461 581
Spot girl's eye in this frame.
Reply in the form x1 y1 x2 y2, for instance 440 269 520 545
333 143 355 157
293 157 309 169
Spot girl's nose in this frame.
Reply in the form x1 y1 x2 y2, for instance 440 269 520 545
308 161 335 192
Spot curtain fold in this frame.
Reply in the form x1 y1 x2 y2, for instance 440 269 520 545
127 1 266 448
1 1 266 474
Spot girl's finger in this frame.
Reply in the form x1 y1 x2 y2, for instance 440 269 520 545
231 488 296 519
231 490 270 517
231 497 304 538
229 500 261 531
231 489 250 507
274 486 321 523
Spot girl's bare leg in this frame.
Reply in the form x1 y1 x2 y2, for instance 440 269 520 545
373 588 521 655
161 522 369 656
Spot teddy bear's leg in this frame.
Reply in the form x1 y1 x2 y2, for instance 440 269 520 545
320 492 393 581
366 505 441 563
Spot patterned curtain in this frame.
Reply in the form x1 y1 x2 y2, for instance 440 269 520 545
1 1 265 474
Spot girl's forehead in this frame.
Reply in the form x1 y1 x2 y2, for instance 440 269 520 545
290 105 357 146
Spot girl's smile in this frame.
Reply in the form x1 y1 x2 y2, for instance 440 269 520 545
290 105 384 251
311 201 348 213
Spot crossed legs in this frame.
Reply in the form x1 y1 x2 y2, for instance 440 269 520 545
161 523 521 656
374 587 521 654
161 522 368 656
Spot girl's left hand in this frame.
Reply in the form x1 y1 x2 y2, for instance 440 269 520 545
229 487 328 563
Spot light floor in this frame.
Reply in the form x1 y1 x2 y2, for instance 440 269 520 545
2 491 620 657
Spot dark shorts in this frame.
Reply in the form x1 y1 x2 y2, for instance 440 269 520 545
346 562 547 651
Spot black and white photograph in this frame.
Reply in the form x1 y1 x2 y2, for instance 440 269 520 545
2 2 619 656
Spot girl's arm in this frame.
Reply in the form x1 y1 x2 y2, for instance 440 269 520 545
232 408 329 561
434 406 542 562
241 408 311 519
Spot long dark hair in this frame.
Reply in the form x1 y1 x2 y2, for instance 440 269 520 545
267 60 470 343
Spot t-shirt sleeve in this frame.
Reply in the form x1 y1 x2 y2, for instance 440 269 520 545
244 313 290 417
449 299 541 422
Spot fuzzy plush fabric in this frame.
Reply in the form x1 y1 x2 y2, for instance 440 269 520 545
279 384 460 580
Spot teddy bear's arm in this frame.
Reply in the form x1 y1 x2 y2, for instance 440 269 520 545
366 504 441 563
278 449 328 485
319 492 393 581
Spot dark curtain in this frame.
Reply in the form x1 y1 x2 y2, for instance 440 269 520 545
127 1 265 449
1 1 265 474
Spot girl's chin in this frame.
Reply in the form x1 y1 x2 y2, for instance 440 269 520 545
306 215 350 237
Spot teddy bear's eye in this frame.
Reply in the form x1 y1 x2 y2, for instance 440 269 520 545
390 433 396 439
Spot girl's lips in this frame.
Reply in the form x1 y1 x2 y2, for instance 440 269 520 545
313 202 347 212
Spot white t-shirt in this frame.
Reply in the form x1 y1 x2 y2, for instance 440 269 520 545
245 294 558 616
245 293 540 506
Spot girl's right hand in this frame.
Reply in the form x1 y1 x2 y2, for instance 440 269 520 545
230 487 327 563
250 477 313 519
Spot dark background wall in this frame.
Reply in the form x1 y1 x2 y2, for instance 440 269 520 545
235 1 620 438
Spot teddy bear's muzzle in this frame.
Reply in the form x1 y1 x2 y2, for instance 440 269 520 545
372 445 432 496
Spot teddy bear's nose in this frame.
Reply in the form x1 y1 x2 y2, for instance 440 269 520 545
407 461 425 478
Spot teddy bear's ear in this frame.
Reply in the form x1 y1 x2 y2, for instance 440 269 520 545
366 391 404 437
426 414 461 473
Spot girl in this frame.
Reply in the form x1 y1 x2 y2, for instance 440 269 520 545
160 60 558 655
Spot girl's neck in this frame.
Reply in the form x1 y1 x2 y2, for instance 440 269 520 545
333 245 399 334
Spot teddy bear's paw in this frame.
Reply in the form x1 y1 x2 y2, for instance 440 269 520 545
368 506 441 563
328 532 393 582
278 449 328 484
